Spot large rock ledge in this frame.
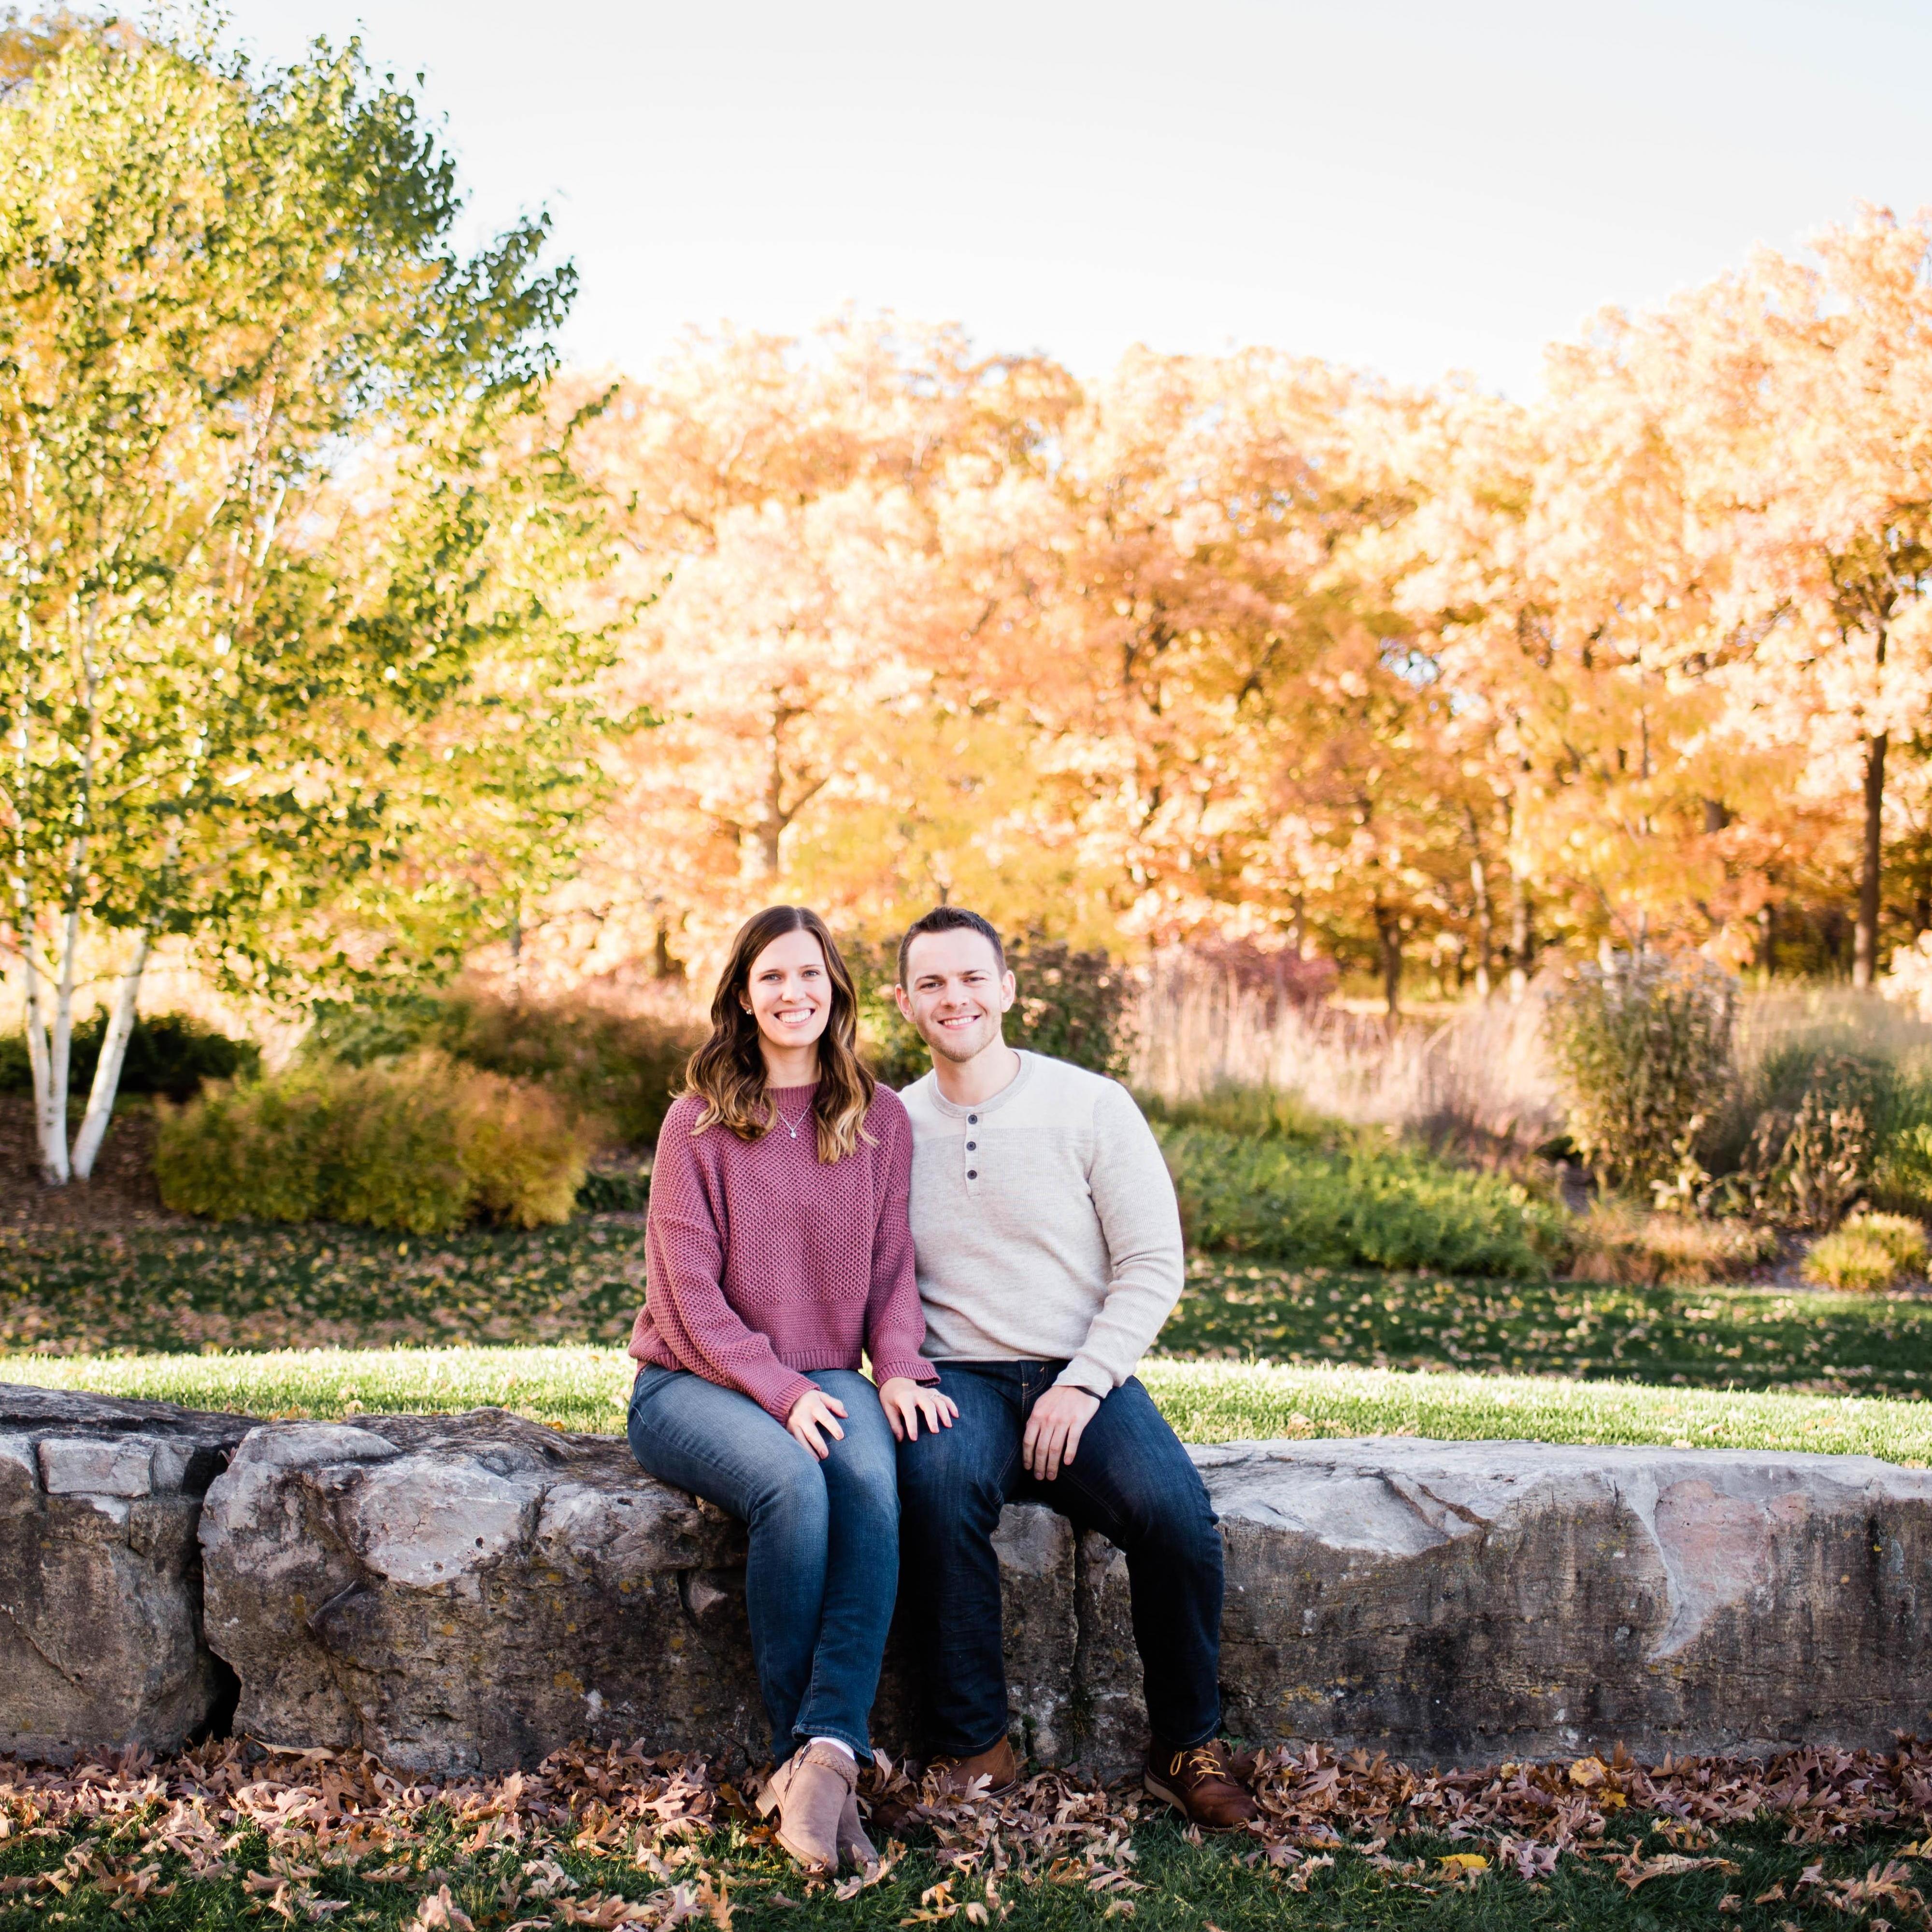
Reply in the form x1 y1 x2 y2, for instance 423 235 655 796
0 1386 250 1760
4 1385 1931 1771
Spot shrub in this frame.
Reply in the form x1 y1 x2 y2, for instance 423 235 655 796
1140 1083 1340 1146
1842 1210 1929 1274
1545 955 1736 1197
455 1068 591 1228
1803 1227 1904 1293
1156 1122 1566 1279
321 1058 476 1235
1875 1120 1932 1215
439 995 699 1147
1725 1055 1878 1227
153 1069 332 1222
300 994 447 1069
0 1012 258 1102
853 931 1133 1088
1568 1205 1780 1285
156 1053 592 1233
301 990 701 1147
1003 936 1133 1076
576 1167 651 1214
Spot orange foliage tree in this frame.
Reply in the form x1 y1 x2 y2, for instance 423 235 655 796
515 205 1932 1009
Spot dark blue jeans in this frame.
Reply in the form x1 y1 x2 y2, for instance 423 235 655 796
627 1364 898 1764
896 1360 1224 1756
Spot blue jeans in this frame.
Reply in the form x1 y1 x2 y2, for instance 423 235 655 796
627 1364 898 1764
896 1361 1224 1757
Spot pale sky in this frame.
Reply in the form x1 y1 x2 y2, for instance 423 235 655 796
220 0 1932 398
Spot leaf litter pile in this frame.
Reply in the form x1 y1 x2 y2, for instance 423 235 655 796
10 1737 1932 1929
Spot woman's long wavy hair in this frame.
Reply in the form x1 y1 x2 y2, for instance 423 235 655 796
681 906 877 1162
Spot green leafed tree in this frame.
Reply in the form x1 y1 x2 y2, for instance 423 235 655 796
0 16 621 1182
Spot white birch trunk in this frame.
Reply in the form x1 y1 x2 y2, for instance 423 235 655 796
9 579 64 1180
16 922 62 1183
72 926 150 1181
41 610 102 1186
39 882 84 1184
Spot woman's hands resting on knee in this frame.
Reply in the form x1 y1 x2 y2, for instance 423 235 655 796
877 1377 958 1443
786 1388 848 1459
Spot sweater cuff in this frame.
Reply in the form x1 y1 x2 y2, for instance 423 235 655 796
1056 1356 1116 1399
749 1367 819 1424
871 1355 941 1388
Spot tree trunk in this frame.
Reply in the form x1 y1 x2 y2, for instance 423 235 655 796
1375 905 1402 1017
16 933 62 1184
1466 831 1493 1001
72 929 151 1181
1854 728 1888 990
1507 867 1532 1000
42 896 81 1185
42 621 100 1184
651 919 679 979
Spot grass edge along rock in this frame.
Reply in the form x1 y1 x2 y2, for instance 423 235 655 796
11 1345 1932 1463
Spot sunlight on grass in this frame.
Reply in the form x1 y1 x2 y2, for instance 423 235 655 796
7 1345 1931 1462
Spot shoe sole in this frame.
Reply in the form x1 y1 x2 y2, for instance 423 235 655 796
1142 1770 1253 1832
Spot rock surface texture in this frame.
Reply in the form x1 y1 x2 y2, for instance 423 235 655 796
0 1386 251 1760
11 1387 1932 1773
1132 1438 1932 1766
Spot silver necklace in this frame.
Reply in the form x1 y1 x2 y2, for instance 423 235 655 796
774 1097 812 1140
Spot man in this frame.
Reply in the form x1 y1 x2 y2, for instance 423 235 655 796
890 906 1256 1830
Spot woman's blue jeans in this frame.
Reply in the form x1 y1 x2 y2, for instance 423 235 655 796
627 1364 898 1764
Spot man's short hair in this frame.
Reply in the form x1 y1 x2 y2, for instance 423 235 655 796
897 906 1005 985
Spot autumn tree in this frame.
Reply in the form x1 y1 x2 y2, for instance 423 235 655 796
557 323 1099 976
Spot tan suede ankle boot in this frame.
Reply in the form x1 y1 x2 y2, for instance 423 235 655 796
755 1742 854 1874
837 1787 879 1872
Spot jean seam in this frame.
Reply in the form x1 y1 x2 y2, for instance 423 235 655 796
926 1367 1026 1756
1034 1445 1222 1747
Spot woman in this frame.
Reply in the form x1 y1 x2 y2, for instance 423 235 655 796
626 905 956 1875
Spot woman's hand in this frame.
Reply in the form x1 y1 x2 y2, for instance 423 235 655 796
877 1376 959 1443
786 1387 848 1459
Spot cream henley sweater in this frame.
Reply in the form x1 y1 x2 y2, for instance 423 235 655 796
899 1050 1185 1396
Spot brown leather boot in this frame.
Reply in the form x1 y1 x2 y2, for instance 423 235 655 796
1143 1737 1258 1831
926 1734 1019 1802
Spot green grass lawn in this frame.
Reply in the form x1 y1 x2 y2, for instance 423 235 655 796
5 1812 1916 1932
11 1221 1932 1404
1167 1254 1932 1397
14 1345 1932 1460
0 1219 644 1355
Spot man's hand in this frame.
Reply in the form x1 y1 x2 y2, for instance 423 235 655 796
878 1376 959 1443
785 1388 847 1460
1023 1385 1102 1482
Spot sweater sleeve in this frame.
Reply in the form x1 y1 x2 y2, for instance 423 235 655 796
641 1117 817 1423
861 1099 940 1387
1056 1080 1186 1397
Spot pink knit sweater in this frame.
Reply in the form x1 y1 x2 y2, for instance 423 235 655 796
628 1084 938 1421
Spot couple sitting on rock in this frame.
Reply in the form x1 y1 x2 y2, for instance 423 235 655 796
624 903 1257 1875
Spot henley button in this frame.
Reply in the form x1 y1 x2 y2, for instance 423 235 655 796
968 1114 978 1124
966 1140 976 1150
967 1169 978 1179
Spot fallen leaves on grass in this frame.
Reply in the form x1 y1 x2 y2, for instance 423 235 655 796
7 1732 1932 1925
